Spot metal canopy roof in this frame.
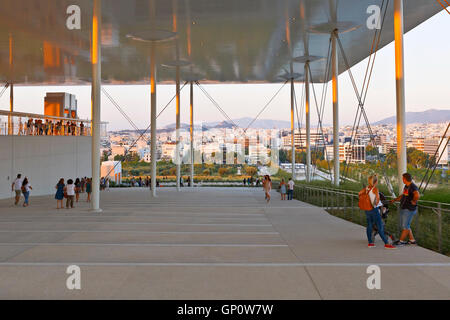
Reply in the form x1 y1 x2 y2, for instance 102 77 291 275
0 0 444 85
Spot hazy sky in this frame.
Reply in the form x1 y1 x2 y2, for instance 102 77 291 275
1 10 449 131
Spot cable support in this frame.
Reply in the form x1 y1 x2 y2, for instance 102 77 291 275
0 82 10 99
307 63 333 181
195 81 239 128
103 85 186 180
436 0 450 14
293 81 307 175
419 122 450 192
335 0 394 194
243 79 289 133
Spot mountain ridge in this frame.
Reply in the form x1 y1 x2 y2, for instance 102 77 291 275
373 109 450 125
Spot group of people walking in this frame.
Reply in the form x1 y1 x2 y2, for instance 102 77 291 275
55 177 92 209
278 178 295 200
11 174 32 207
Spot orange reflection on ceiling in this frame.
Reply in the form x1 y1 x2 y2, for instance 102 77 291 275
43 41 61 68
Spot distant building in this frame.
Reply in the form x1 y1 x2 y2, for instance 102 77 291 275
111 145 126 157
339 142 366 164
282 130 328 149
411 138 425 152
424 137 449 165
161 142 177 160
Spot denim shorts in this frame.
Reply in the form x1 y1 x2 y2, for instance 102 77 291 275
400 208 417 230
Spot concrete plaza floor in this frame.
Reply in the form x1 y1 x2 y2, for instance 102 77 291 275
0 187 449 299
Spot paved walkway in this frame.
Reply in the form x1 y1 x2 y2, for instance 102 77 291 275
0 187 449 299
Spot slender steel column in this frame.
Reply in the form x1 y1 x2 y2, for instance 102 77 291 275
8 33 13 135
290 77 295 179
305 63 311 182
331 30 340 186
394 0 407 194
90 0 102 211
175 66 181 191
190 81 194 188
150 44 157 197
9 83 13 135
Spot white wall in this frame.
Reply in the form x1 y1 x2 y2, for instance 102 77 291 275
0 136 92 199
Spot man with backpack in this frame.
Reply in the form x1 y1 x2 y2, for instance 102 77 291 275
390 173 420 245
358 174 396 249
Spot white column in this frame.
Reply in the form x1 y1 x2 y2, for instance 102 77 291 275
150 44 157 197
290 77 295 179
175 66 181 191
9 83 13 135
8 33 13 135
394 0 407 194
190 81 194 188
90 0 102 211
305 63 311 182
331 30 340 186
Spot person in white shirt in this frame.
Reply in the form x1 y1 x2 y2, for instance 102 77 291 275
287 178 295 200
64 179 76 209
11 174 23 205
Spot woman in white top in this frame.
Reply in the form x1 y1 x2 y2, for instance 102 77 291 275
364 175 395 249
21 177 32 207
64 179 76 209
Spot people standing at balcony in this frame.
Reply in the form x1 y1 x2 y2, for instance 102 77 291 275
26 119 32 135
34 119 39 136
80 122 84 136
55 121 60 135
390 173 420 245
18 118 23 135
66 121 71 135
279 179 287 200
12 174 23 206
21 178 32 207
38 119 44 135
86 178 92 202
64 179 75 209
361 175 396 249
287 178 294 200
55 178 65 209
74 178 81 202
71 122 76 136
44 120 49 135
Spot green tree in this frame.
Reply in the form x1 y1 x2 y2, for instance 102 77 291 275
366 145 378 156
102 150 109 161
114 155 125 161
